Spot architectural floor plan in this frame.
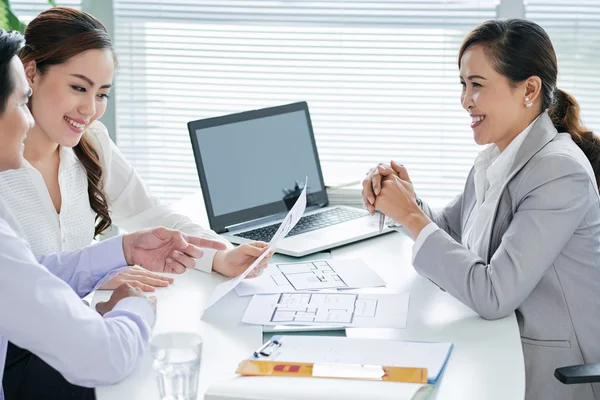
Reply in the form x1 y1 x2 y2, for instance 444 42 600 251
270 293 378 324
243 291 409 329
234 258 386 297
271 260 348 291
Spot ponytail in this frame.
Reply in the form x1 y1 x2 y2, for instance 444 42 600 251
73 134 112 237
548 88 600 189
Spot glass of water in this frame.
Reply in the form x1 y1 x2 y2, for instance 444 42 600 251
150 332 203 400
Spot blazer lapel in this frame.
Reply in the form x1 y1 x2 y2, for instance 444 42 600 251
461 166 477 236
481 112 559 261
503 113 559 183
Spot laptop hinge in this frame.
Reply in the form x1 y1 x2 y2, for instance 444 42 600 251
225 204 324 232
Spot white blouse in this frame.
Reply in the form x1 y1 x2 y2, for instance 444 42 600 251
0 121 230 273
412 115 540 260
460 116 536 256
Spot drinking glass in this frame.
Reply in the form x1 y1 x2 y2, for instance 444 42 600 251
150 332 203 400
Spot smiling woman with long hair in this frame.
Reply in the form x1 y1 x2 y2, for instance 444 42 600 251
363 19 600 400
0 7 272 400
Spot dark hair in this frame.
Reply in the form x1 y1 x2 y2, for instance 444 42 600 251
459 19 600 188
20 7 115 236
0 30 25 115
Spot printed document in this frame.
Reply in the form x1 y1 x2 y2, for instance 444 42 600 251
202 177 308 312
235 258 386 296
242 291 409 328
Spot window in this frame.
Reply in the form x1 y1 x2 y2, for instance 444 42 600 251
114 1 500 206
526 1 600 132
19 1 599 208
9 0 80 23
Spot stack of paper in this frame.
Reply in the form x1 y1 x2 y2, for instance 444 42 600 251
249 336 453 384
206 376 432 400
205 336 453 400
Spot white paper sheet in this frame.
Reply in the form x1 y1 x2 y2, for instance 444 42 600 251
242 291 409 328
234 258 386 296
202 177 308 312
205 376 432 400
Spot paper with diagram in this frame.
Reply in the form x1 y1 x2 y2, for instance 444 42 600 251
202 177 308 312
242 292 409 328
235 258 386 296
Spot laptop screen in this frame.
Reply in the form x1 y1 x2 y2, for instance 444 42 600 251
188 102 328 232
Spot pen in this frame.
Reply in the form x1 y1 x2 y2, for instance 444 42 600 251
378 211 385 233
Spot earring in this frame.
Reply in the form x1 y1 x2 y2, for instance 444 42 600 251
525 97 533 108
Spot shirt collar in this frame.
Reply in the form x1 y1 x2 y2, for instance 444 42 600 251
486 115 541 184
474 144 499 172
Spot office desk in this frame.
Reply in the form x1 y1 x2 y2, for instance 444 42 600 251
94 198 525 399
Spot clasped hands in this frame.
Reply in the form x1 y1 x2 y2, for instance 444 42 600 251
361 160 431 239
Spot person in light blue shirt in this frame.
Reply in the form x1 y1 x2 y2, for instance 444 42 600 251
0 29 228 400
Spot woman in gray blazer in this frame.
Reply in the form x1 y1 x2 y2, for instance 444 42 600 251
362 19 600 400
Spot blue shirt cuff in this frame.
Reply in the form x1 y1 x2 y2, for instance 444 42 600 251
89 235 128 283
108 296 156 328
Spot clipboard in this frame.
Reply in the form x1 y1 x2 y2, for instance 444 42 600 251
235 335 453 385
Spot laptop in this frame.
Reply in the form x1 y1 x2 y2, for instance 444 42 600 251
187 101 392 257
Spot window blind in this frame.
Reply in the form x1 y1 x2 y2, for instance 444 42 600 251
526 1 600 133
113 0 499 206
10 0 80 23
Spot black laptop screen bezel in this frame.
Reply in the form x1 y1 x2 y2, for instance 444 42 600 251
187 101 328 234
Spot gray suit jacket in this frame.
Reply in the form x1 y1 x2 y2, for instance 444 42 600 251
414 112 600 400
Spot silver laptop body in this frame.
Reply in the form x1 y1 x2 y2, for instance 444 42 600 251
188 101 392 257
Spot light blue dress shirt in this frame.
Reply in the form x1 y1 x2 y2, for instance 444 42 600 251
0 210 155 399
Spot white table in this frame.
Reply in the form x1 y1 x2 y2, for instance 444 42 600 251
94 196 525 400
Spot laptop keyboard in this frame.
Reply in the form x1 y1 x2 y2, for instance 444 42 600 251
233 207 367 242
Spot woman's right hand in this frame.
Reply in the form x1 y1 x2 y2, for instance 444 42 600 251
361 160 402 214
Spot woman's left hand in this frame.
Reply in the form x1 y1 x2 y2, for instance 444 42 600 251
375 162 431 238
212 242 274 278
